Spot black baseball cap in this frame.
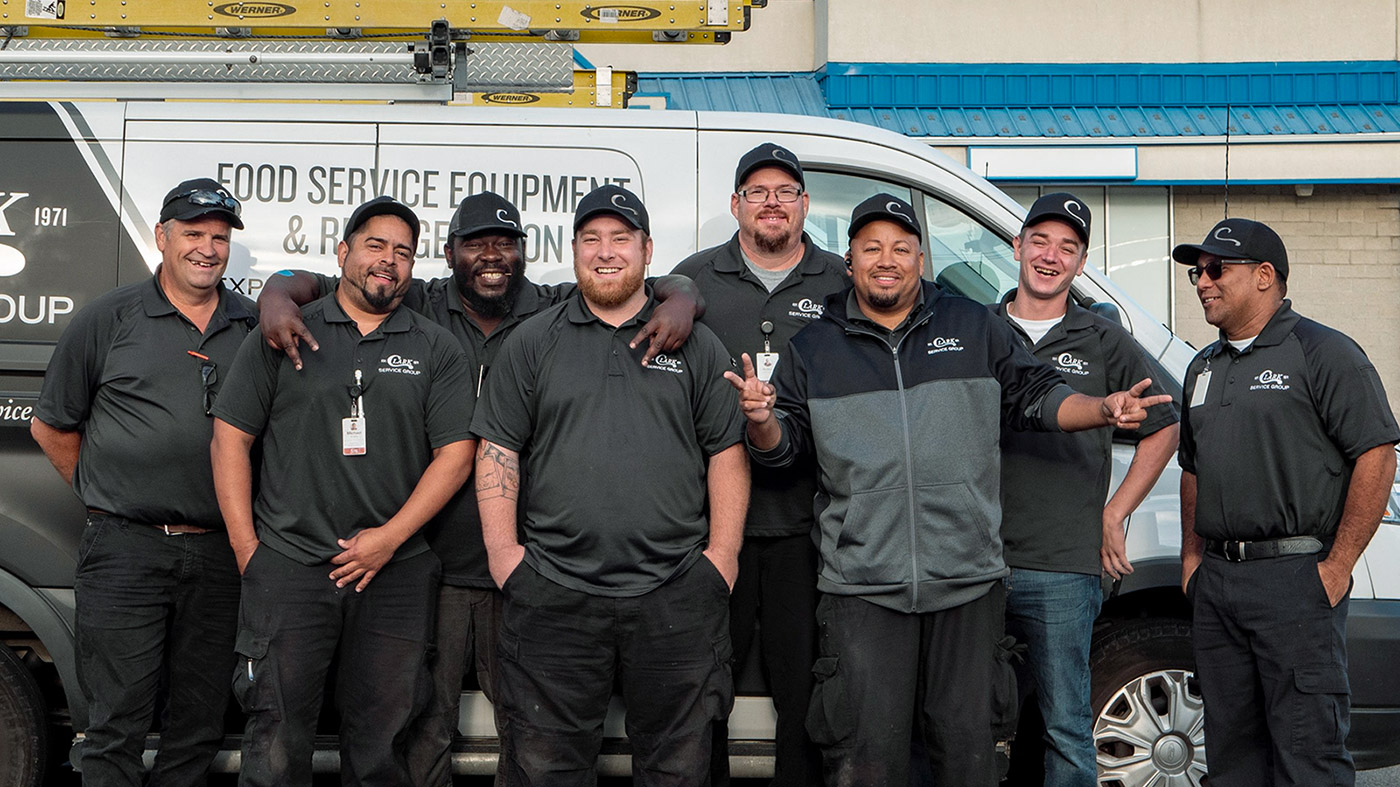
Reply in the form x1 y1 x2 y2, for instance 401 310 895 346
449 192 526 239
734 142 805 191
1172 218 1289 280
159 178 244 230
1023 192 1091 244
848 193 922 241
573 185 650 236
344 196 420 247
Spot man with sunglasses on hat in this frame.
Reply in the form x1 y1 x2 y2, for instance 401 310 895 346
1174 218 1398 785
994 193 1179 786
31 178 253 786
672 142 849 787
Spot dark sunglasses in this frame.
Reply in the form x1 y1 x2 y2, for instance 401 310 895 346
1187 258 1259 285
199 361 218 416
165 189 242 219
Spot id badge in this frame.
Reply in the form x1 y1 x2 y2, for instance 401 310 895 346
1189 370 1212 408
755 352 779 383
342 417 367 455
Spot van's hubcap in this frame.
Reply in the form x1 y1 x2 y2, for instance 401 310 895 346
1094 669 1207 787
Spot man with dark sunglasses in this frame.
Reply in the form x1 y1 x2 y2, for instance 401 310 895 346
1174 218 1398 785
31 177 253 785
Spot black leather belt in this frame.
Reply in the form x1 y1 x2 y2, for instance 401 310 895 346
1205 536 1325 562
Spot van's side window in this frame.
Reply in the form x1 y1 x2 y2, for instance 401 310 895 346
802 171 1017 305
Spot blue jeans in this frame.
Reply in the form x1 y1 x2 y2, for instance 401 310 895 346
1004 568 1103 787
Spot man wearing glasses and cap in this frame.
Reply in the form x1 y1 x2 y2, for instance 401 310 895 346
473 185 747 785
672 142 848 786
254 190 701 786
31 178 253 785
211 196 477 786
728 194 1172 786
995 193 1179 786
1174 218 1397 785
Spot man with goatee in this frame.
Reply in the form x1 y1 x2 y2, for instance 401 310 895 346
211 196 476 786
471 185 749 785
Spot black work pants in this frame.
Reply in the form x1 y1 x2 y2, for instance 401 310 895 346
806 585 1005 787
712 533 820 786
497 558 733 786
405 584 507 787
232 546 439 787
74 513 241 787
1190 551 1354 786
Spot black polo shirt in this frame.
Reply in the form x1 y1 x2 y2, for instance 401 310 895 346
1180 300 1397 542
471 291 745 597
672 233 849 536
995 293 1179 575
36 271 256 528
214 293 475 566
309 272 570 587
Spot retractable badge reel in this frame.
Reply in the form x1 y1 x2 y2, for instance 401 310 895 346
343 369 367 456
755 320 779 383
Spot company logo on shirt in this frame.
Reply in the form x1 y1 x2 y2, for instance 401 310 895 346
379 354 422 376
927 337 964 355
646 354 685 375
1250 369 1290 391
1054 351 1090 376
788 297 824 319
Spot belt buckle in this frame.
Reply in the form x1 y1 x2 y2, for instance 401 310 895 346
1223 540 1246 562
161 524 186 537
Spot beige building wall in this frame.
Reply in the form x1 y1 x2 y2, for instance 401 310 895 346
580 1 1400 71
821 1 1400 64
1172 185 1400 418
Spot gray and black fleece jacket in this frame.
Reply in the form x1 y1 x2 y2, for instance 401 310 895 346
751 281 1074 614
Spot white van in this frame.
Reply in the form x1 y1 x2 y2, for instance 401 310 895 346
1 100 1397 784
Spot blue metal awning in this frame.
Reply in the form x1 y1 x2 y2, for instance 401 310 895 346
637 63 1400 138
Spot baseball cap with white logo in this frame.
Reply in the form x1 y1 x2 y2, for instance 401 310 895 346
1172 217 1289 280
848 193 923 242
573 184 651 236
734 142 806 191
1022 192 1091 244
448 192 527 239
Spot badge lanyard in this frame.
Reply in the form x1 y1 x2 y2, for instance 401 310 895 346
343 369 367 455
755 319 779 383
1190 357 1212 408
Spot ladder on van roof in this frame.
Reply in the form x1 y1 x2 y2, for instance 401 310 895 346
0 0 763 104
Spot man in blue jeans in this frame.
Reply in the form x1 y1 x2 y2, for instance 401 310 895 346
995 193 1179 785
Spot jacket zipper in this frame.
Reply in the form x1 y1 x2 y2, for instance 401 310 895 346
843 308 934 612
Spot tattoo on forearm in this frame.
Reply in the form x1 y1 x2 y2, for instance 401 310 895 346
476 443 520 501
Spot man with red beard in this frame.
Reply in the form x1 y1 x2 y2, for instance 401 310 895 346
256 191 699 786
672 143 848 786
472 185 749 785
211 197 476 786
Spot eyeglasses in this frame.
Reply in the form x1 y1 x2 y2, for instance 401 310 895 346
164 189 242 219
1187 258 1259 285
738 186 803 204
199 362 217 416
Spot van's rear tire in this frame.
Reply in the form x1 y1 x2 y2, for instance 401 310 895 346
1090 618 1206 787
0 644 46 787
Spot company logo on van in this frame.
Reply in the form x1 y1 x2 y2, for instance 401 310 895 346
213 2 296 18
579 5 662 21
482 93 540 105
0 192 30 277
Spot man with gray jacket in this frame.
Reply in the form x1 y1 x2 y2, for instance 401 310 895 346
727 194 1172 786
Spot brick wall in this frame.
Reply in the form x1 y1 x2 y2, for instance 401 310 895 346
1172 185 1400 421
